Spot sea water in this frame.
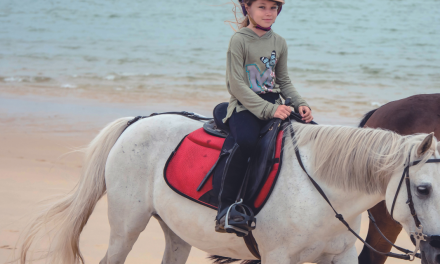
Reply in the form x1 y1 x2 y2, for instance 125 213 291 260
1 0 439 116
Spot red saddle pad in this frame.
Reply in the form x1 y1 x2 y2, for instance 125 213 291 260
164 127 284 212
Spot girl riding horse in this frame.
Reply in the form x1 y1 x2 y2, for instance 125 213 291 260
214 0 313 235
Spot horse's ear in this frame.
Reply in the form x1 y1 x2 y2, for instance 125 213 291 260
417 132 434 157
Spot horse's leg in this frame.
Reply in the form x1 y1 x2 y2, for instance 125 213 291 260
153 215 192 264
331 247 357 264
358 201 402 264
99 169 154 264
99 215 152 264
99 194 153 264
99 199 152 264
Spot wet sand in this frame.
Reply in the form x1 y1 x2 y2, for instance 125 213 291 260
0 87 418 263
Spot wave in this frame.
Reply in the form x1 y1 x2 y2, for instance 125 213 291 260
326 51 363 56
304 79 355 86
61 84 77 89
288 67 340 75
0 76 52 83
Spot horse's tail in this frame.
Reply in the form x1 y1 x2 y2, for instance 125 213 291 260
359 108 378 128
18 117 133 264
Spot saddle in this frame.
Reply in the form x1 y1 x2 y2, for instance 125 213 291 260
164 102 286 215
204 102 284 206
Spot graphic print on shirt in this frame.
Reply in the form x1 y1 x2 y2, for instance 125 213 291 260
246 50 277 94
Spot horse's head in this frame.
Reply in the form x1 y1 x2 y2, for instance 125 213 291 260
386 133 440 263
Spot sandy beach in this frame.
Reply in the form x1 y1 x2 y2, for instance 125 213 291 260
0 123 208 264
0 86 217 264
0 86 420 264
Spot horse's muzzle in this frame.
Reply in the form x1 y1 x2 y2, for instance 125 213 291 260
421 240 440 264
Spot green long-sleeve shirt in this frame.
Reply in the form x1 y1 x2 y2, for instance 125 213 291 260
223 27 309 123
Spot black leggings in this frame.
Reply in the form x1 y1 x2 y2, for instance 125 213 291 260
231 93 279 157
229 110 270 158
213 93 279 212
214 110 271 208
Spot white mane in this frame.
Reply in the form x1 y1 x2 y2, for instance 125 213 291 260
285 122 436 194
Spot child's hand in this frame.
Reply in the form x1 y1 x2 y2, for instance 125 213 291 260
274 105 292 120
298 106 313 123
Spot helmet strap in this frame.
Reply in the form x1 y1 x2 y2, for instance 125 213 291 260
248 14 272 31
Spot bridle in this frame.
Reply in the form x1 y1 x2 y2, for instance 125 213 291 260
389 157 440 260
288 122 440 261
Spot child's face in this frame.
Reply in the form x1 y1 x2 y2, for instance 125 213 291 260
246 0 279 28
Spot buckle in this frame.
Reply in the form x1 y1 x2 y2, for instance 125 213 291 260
410 225 427 261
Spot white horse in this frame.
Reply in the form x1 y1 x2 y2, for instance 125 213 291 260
17 114 440 264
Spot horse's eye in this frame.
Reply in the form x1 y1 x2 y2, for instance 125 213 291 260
417 185 431 196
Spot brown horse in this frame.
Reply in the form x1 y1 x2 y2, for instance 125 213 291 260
358 93 440 264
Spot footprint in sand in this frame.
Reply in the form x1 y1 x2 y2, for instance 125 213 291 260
0 245 16 250
95 244 108 249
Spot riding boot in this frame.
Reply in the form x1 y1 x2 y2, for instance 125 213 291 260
214 143 255 236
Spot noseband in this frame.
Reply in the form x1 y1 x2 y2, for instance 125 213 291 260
390 158 440 260
289 123 440 261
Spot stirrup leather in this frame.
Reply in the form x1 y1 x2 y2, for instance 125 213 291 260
225 199 256 236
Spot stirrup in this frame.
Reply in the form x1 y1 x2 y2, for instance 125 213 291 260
225 199 256 237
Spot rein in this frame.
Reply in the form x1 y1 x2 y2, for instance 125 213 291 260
288 125 440 261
